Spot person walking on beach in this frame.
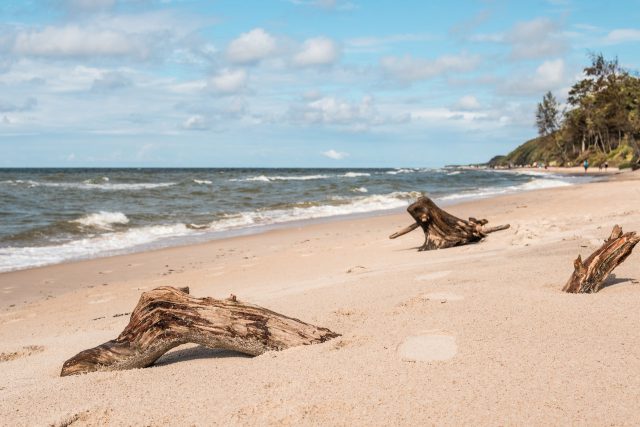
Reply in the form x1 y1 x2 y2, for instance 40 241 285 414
604 161 609 172
583 159 589 173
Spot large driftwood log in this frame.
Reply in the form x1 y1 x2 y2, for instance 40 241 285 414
563 225 640 293
389 196 510 251
61 286 339 376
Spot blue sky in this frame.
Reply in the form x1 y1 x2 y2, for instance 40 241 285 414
1 0 639 167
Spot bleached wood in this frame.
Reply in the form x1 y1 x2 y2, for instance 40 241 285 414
61 286 339 376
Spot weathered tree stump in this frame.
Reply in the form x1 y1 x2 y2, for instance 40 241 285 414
563 225 640 293
389 196 510 251
61 286 339 376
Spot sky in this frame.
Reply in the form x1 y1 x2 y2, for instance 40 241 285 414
0 0 639 167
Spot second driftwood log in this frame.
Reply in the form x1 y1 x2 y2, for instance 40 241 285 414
389 196 510 251
563 225 640 293
61 286 339 376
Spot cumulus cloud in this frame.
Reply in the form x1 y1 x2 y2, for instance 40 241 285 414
293 37 340 66
506 18 567 60
226 28 277 64
501 59 566 95
12 25 145 58
410 108 488 123
322 149 348 160
604 28 640 44
454 95 481 110
292 95 377 127
209 69 247 94
469 18 567 60
381 53 480 83
182 115 209 130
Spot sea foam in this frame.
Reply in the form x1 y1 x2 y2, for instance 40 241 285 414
71 212 130 230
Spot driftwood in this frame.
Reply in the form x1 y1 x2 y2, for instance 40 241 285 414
389 196 510 251
563 225 640 293
61 286 339 376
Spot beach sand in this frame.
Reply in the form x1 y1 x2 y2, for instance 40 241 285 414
1 170 640 425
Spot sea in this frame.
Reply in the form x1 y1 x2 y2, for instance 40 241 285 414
0 167 589 272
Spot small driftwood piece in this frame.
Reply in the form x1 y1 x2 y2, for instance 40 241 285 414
563 225 640 293
61 286 339 376
389 196 510 251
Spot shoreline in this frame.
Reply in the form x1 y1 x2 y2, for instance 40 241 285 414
1 169 640 425
0 169 631 311
0 174 606 309
0 167 609 276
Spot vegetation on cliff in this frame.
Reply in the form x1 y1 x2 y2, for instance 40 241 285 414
490 54 640 169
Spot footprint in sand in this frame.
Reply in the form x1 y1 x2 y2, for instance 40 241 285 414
422 292 463 302
414 271 451 281
0 345 44 362
89 295 114 304
398 334 457 362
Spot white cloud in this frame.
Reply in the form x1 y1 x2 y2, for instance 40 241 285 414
136 143 155 159
345 33 436 52
182 115 209 130
501 59 566 95
535 59 564 86
293 95 377 127
293 37 340 66
226 28 277 64
12 25 145 58
209 69 247 94
65 0 116 12
381 53 480 83
469 18 567 60
604 29 640 44
322 149 348 160
455 95 481 110
410 108 487 122
506 18 567 60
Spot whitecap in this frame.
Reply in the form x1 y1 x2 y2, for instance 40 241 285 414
3 181 176 190
343 172 371 178
71 212 129 230
351 187 368 193
438 178 572 202
230 175 329 182
0 223 191 273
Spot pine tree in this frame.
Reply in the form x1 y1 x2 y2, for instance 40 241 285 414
535 91 560 136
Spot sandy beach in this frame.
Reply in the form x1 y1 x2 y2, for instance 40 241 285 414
1 170 640 426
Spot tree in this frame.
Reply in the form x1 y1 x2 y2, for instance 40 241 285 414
536 91 561 136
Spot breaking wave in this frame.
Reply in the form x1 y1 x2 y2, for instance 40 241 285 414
71 212 129 230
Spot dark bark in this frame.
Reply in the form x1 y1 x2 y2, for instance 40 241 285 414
61 286 339 376
389 196 510 251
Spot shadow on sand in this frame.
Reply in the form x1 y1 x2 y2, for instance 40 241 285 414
154 345 252 367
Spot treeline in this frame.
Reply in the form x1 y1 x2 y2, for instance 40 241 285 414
491 54 640 169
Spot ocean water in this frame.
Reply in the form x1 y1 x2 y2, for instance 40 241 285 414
0 167 586 272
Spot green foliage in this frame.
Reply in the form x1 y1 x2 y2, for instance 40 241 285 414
491 53 640 168
536 91 561 136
